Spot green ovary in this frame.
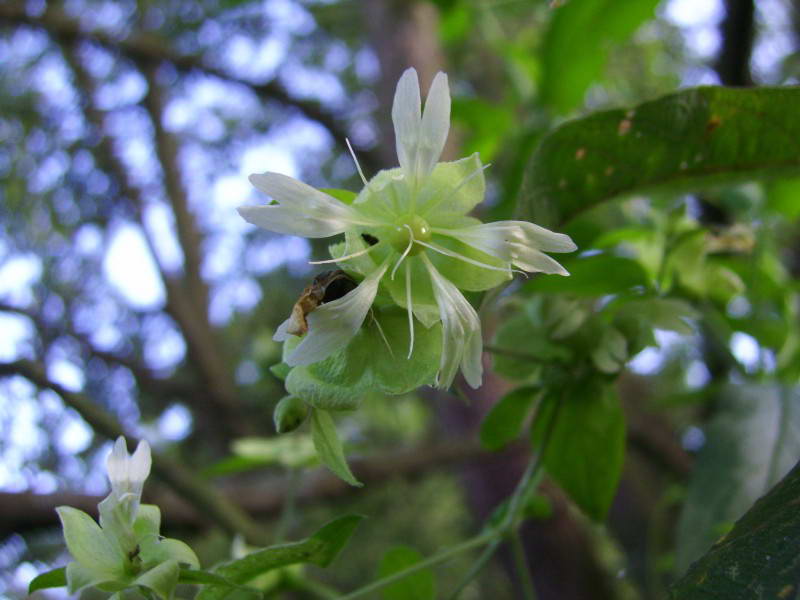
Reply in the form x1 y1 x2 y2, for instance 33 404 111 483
387 214 432 255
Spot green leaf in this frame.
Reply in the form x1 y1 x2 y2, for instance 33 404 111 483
524 254 649 296
28 567 67 593
541 0 659 113
307 514 364 568
480 386 538 451
492 311 572 381
196 515 363 600
529 87 800 223
378 546 435 600
532 381 626 521
311 408 362 487
675 384 800 574
671 459 800 599
140 537 200 570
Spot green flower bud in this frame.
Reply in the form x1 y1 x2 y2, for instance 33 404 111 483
274 396 309 434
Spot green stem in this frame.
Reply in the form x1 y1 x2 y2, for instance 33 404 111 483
291 576 341 600
445 539 501 600
338 532 496 600
510 530 537 600
274 468 299 543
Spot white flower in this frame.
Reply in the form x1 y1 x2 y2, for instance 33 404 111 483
102 436 151 525
239 68 576 389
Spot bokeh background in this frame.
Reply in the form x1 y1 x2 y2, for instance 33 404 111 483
1 0 799 598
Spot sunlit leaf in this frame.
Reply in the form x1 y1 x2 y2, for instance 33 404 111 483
540 0 660 113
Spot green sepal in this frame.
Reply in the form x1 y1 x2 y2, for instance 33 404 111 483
319 188 357 205
134 559 179 600
133 504 161 539
269 361 291 381
65 561 119 595
57 506 124 579
273 395 310 433
140 536 200 570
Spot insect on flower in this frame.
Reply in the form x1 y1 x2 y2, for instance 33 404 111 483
239 68 576 389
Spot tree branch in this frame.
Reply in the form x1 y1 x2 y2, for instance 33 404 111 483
0 359 267 544
59 38 247 440
141 62 209 315
0 3 382 173
0 437 487 536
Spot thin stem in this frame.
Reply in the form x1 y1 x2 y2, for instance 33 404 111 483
483 344 543 362
510 530 537 600
291 575 341 599
273 468 299 543
445 539 501 600
338 532 496 600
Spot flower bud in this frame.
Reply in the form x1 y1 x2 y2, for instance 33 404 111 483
274 396 309 434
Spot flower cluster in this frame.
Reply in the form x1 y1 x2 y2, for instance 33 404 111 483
239 68 575 390
57 438 198 599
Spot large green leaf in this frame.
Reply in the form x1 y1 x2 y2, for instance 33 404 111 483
540 0 660 113
480 386 538 451
196 515 363 600
531 380 626 521
675 384 800 574
528 87 800 223
671 459 800 599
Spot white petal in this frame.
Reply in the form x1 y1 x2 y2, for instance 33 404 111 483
510 245 570 275
238 205 346 238
286 263 389 366
417 71 450 178
242 172 365 238
392 68 422 179
516 221 577 253
436 221 574 275
273 317 292 341
423 256 483 389
106 437 129 488
129 440 152 486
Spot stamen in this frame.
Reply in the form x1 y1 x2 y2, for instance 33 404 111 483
420 163 491 216
370 310 394 357
346 138 369 187
309 241 382 265
416 239 527 277
390 224 415 280
405 261 414 359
